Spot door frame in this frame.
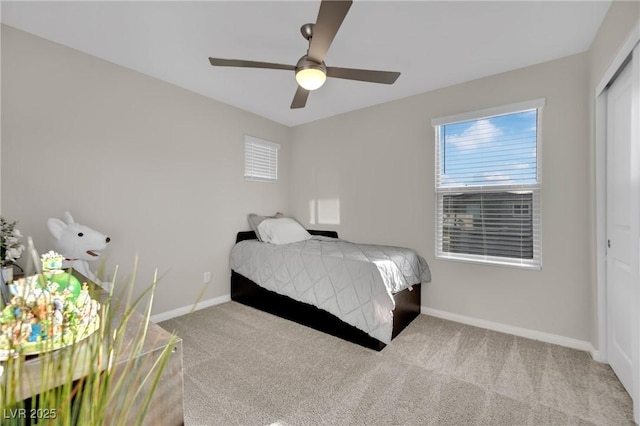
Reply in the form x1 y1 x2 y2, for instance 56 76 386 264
595 22 640 422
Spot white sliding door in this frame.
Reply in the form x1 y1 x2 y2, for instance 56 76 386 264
606 57 637 397
604 43 640 420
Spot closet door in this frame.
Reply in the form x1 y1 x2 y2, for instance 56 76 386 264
606 48 639 402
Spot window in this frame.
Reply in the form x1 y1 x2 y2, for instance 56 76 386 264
512 203 530 217
432 99 544 269
244 135 280 183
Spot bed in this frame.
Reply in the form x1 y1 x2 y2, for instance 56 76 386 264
230 227 431 351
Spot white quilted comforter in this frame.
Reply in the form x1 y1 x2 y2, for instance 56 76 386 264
230 236 431 343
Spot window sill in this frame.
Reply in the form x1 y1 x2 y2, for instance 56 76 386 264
435 252 541 271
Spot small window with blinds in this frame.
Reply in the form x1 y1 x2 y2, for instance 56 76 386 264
432 99 544 269
244 135 280 183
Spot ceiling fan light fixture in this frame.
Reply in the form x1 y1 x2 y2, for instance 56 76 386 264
295 56 327 91
296 67 326 90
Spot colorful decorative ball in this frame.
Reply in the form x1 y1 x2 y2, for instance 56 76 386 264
48 272 82 301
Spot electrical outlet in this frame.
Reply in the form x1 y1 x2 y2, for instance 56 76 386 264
203 271 211 283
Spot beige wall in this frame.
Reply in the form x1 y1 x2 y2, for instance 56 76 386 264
290 53 592 341
1 25 291 314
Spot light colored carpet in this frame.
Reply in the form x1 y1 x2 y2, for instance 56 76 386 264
159 301 634 426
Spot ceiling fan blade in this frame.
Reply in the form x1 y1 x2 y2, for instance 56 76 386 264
290 86 310 109
307 0 352 64
209 57 295 71
327 67 401 84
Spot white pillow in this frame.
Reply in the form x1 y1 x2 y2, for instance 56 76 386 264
247 212 283 241
257 218 311 245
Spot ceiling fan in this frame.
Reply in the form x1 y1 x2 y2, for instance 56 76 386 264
208 0 400 109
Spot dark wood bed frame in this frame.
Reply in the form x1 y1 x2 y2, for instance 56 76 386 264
231 230 421 351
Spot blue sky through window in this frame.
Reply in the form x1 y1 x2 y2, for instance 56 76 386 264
440 110 537 187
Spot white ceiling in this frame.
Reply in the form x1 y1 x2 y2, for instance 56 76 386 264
1 1 611 127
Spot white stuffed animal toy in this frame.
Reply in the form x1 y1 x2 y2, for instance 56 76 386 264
47 211 111 290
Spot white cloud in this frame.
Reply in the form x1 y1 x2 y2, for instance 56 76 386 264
512 163 531 169
483 171 513 183
440 174 465 187
446 119 503 151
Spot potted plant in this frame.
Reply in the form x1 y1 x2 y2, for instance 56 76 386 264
0 217 25 284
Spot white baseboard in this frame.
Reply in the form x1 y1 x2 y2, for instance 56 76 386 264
151 294 231 323
421 306 600 361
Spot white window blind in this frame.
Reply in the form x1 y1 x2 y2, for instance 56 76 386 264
244 135 280 183
432 99 544 269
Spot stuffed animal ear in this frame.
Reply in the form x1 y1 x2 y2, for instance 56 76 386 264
48 218 67 240
63 211 75 224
